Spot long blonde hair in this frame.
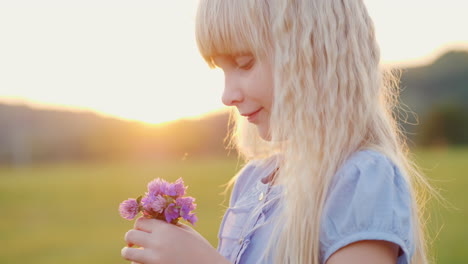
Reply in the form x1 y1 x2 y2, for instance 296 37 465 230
195 0 444 263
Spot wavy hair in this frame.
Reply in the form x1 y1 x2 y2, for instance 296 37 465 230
195 0 444 263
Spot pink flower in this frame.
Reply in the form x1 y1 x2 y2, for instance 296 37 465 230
119 198 140 220
143 194 166 214
119 177 197 226
147 178 171 197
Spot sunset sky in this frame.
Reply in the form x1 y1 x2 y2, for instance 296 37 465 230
0 0 467 124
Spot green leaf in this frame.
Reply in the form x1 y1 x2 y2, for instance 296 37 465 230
136 195 142 205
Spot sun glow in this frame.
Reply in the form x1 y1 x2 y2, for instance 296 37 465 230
0 0 466 124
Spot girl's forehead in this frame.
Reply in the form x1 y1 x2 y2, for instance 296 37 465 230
195 0 272 67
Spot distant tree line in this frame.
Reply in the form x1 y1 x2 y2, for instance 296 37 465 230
416 103 468 146
0 50 467 166
0 103 232 166
397 50 468 148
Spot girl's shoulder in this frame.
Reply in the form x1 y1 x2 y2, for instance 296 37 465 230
330 149 405 190
320 149 414 264
342 148 395 171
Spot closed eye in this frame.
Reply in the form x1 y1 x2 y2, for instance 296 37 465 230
235 56 255 70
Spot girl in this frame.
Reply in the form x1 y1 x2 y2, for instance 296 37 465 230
122 0 442 263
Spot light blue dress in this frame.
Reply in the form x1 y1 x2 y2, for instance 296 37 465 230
216 149 414 264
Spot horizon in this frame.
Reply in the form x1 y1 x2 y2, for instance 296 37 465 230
1 45 466 126
1 1 467 125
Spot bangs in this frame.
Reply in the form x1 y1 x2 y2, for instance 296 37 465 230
195 0 271 68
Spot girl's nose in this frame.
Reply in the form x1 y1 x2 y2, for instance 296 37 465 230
221 77 243 106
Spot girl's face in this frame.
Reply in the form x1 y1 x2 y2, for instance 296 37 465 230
213 54 274 141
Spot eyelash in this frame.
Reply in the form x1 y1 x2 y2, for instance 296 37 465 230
237 59 254 70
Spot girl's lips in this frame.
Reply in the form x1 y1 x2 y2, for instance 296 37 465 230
241 108 262 117
247 108 262 122
243 108 262 117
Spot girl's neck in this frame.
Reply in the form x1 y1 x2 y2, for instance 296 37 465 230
261 167 279 186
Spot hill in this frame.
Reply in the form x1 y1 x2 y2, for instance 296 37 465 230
399 50 468 115
0 49 467 165
0 102 231 166
398 50 468 146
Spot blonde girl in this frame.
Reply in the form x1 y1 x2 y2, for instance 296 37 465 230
121 0 441 263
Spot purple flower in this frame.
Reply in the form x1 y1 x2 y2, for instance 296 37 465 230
164 203 180 223
119 198 140 220
175 196 197 225
176 196 196 218
166 178 187 197
142 194 166 214
147 178 171 197
119 177 197 226
141 194 154 210
186 213 198 226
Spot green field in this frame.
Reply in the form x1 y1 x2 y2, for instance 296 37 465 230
0 148 466 263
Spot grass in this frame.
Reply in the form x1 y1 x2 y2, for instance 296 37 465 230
0 148 466 263
413 147 468 263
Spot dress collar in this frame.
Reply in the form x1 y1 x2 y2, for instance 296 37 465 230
255 154 283 195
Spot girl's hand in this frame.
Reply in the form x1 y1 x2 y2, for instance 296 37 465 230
122 217 229 264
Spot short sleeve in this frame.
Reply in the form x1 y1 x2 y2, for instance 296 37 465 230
320 151 415 264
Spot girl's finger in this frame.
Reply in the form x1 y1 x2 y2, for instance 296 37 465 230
124 229 152 248
121 247 156 263
176 222 190 230
134 217 157 233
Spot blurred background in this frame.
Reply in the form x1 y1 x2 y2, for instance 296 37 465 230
0 0 467 263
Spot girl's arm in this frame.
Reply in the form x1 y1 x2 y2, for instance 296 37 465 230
122 217 231 264
325 240 399 264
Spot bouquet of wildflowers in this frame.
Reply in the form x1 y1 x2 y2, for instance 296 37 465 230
119 177 197 226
